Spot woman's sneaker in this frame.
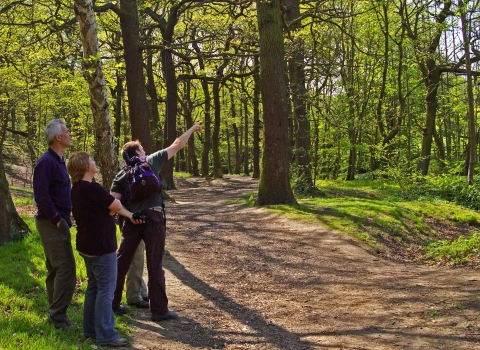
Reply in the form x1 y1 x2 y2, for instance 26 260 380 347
98 338 129 347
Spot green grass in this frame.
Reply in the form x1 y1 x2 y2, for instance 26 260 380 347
0 216 131 349
242 179 480 264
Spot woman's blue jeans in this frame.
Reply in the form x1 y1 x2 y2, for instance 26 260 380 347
81 251 119 344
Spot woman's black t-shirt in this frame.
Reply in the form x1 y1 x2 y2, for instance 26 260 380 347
71 180 117 256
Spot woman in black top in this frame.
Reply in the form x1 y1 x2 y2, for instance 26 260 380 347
67 152 142 347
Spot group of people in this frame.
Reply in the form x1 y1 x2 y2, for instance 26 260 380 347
33 119 202 347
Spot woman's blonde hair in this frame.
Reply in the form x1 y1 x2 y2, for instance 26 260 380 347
67 152 90 184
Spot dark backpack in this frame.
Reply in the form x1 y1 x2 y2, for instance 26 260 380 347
122 155 162 202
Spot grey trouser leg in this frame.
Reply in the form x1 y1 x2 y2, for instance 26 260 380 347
36 218 76 323
126 240 148 304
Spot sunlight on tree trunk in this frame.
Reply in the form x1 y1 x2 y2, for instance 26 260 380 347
255 0 296 206
74 0 119 190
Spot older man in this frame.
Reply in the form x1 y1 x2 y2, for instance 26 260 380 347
33 119 77 331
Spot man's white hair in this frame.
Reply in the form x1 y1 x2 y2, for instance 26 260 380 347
44 119 66 146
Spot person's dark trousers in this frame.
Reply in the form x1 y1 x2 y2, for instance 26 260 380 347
36 218 76 323
113 210 168 316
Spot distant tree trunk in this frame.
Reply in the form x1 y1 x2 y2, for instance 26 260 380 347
74 0 119 190
460 2 476 185
0 114 30 245
111 70 123 154
212 80 223 178
146 49 163 151
233 123 241 174
212 37 231 179
118 0 152 153
181 80 199 176
190 32 211 177
159 43 179 189
243 97 249 176
252 54 261 179
255 0 296 206
285 0 312 192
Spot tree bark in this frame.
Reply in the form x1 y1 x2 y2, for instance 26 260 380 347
0 113 30 245
255 0 296 206
118 0 152 153
285 0 312 191
74 0 119 189
252 54 261 179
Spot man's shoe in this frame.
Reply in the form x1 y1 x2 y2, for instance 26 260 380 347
112 305 130 315
98 337 129 347
142 296 149 302
151 311 178 321
48 315 79 331
128 300 149 308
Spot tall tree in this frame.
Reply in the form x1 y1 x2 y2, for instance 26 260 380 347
255 0 296 206
97 0 153 154
74 0 118 190
285 0 313 192
0 106 30 245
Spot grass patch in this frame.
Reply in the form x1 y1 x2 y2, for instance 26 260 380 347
0 215 131 349
245 179 480 263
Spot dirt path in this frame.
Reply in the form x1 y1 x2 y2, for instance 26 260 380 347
121 176 480 350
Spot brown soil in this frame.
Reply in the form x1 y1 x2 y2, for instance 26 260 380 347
113 176 480 350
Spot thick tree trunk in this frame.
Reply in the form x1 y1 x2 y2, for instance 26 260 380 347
255 0 296 206
74 0 119 189
118 0 152 153
0 161 30 245
0 117 30 245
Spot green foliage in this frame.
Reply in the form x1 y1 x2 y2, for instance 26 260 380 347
398 173 480 211
423 233 480 264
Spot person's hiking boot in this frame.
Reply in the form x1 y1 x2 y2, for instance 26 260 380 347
112 305 130 315
128 300 149 308
48 315 79 331
98 337 129 347
150 311 178 321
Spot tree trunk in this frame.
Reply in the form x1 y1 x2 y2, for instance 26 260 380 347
0 115 30 245
118 0 152 153
212 38 231 179
255 0 296 206
417 59 439 176
74 0 119 190
252 54 261 179
460 3 476 185
112 71 123 154
181 80 200 176
285 0 312 192
146 49 163 151
243 97 249 176
212 81 223 178
233 123 241 174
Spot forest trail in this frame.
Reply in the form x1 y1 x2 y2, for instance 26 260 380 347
120 176 480 350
